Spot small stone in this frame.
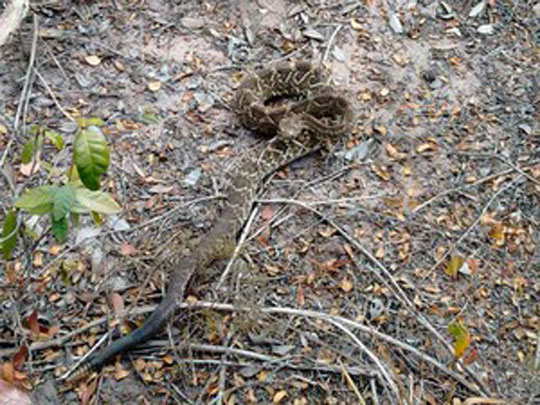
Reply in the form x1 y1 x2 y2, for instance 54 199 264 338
477 24 494 35
389 13 403 34
184 167 202 186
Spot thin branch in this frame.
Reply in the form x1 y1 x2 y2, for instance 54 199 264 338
4 301 482 395
425 175 522 277
14 11 37 135
257 197 491 396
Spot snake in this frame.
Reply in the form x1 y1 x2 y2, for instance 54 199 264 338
65 60 352 382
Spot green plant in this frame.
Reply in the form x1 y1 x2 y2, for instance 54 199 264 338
1 121 121 259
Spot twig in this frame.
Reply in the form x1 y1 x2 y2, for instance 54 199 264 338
33 69 74 122
411 161 538 214
322 23 343 64
11 300 482 395
0 0 29 47
216 205 259 290
146 341 375 377
59 332 110 381
326 317 400 404
257 197 490 396
14 11 38 135
425 175 522 278
339 359 367 405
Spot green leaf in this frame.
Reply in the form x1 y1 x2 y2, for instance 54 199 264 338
2 210 18 260
77 117 105 128
71 212 80 227
29 124 41 135
91 211 103 225
74 126 110 190
51 215 68 243
21 136 43 164
53 185 76 221
74 188 121 214
21 138 36 164
15 186 58 214
44 130 64 150
141 109 160 124
448 318 471 359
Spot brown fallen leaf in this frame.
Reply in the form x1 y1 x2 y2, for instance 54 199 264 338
80 378 98 405
27 310 40 337
372 164 391 181
273 390 288 403
12 346 27 371
85 55 101 66
110 293 125 315
120 242 137 256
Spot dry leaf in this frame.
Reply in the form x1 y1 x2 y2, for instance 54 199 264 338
110 293 125 315
85 55 101 66
416 141 438 153
350 18 363 30
372 164 391 181
489 222 505 246
27 311 40 337
385 143 406 159
19 161 40 176
148 81 162 92
341 277 353 293
445 255 464 279
81 379 98 405
261 205 274 221
1 363 14 384
464 348 479 365
120 242 137 256
113 59 125 71
318 227 336 238
114 368 130 381
273 390 288 403
448 318 471 359
12 346 27 371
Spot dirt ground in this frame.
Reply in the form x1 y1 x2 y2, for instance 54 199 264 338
0 1 538 404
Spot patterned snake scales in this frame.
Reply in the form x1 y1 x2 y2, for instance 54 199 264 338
66 60 352 381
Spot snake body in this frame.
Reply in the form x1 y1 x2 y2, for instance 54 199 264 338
66 60 352 381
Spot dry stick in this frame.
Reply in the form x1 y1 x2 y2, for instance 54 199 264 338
0 0 29 46
425 175 522 278
27 301 480 394
59 332 110 380
339 359 367 405
147 341 375 377
34 70 74 122
322 23 343 64
13 12 38 135
191 302 482 395
326 317 400 405
216 329 235 405
411 161 538 214
216 205 259 290
257 197 489 396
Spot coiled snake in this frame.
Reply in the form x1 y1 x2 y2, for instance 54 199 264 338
65 60 352 381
